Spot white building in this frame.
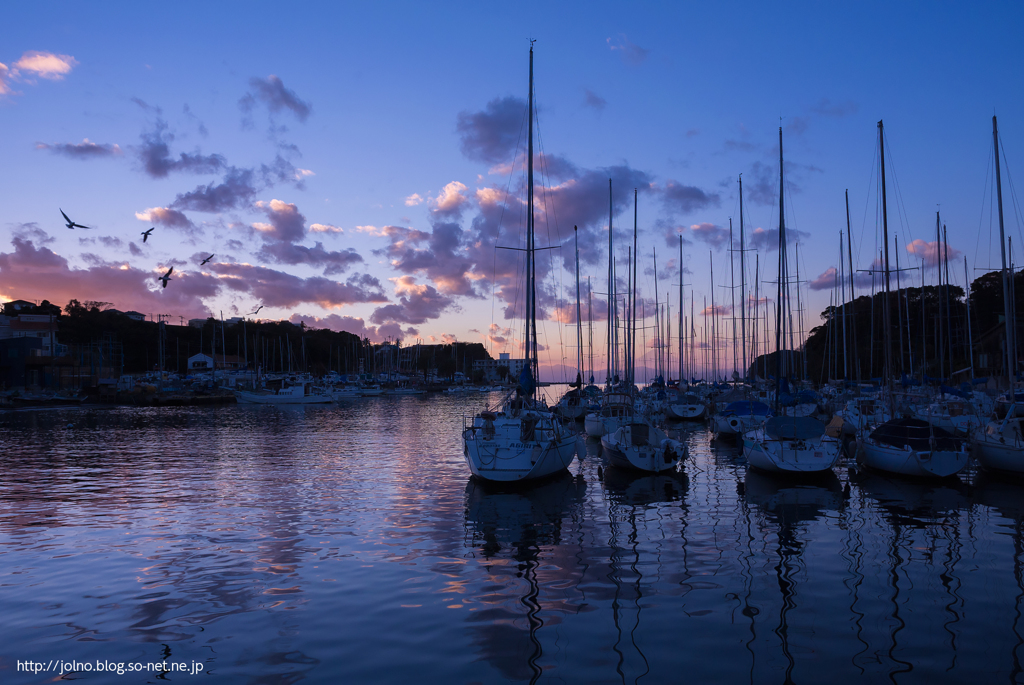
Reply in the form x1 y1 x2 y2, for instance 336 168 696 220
473 353 526 383
187 352 246 371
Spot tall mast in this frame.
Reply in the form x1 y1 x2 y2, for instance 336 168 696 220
730 218 737 379
943 223 954 379
527 42 537 391
625 246 631 384
965 257 974 379
846 190 860 381
607 178 614 384
796 241 806 380
626 187 634 384
654 246 660 379
895 233 905 378
679 235 684 384
574 225 583 382
840 232 847 379
587 276 593 383
996 115 1014 386
936 211 944 378
774 126 786 410
710 251 716 381
878 120 894 398
739 175 747 379
753 255 759 379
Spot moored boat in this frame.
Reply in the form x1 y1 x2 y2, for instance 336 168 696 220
742 416 841 475
235 380 333 405
858 418 968 478
600 420 686 473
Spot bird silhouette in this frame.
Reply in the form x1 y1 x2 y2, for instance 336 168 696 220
142 227 155 243
158 267 173 289
200 254 214 265
251 305 263 316
60 209 92 230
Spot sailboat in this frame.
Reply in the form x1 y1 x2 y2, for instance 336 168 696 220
858 120 968 478
554 226 587 421
741 128 841 474
462 44 578 483
973 116 1024 474
600 420 687 473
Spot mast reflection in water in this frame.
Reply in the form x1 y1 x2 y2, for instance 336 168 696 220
4 400 1024 683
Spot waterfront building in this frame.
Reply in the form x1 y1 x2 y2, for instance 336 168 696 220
472 352 524 383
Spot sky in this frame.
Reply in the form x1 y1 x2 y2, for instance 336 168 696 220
2 1 1023 380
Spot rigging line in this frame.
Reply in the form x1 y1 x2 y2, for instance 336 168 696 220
508 162 528 361
858 137 880 280
883 138 923 278
882 135 917 252
532 103 567 383
999 138 1024 252
974 145 995 270
491 100 530 358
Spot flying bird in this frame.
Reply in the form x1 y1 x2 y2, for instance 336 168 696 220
251 305 263 316
142 227 155 243
158 267 173 289
60 209 92 230
200 254 214 265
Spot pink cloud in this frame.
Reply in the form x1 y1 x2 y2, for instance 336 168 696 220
13 51 78 80
0 236 214 318
701 304 733 316
288 313 409 343
809 267 838 291
906 239 961 267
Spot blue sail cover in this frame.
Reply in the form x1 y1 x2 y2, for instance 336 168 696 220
721 401 771 416
765 416 825 440
518 364 536 396
869 418 961 451
939 385 968 399
797 390 819 404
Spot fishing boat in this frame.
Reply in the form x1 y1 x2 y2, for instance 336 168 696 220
235 379 333 405
461 44 577 483
601 420 686 473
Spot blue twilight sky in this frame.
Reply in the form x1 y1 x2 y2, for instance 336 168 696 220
2 1 1022 378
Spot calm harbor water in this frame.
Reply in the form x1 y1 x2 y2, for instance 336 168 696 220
3 396 1024 683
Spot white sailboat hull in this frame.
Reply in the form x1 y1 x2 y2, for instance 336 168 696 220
858 439 968 478
600 424 684 473
463 414 577 482
742 432 841 474
556 403 586 420
712 412 767 436
973 437 1024 475
665 403 705 420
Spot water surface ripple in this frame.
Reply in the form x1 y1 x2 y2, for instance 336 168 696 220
2 398 1023 683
